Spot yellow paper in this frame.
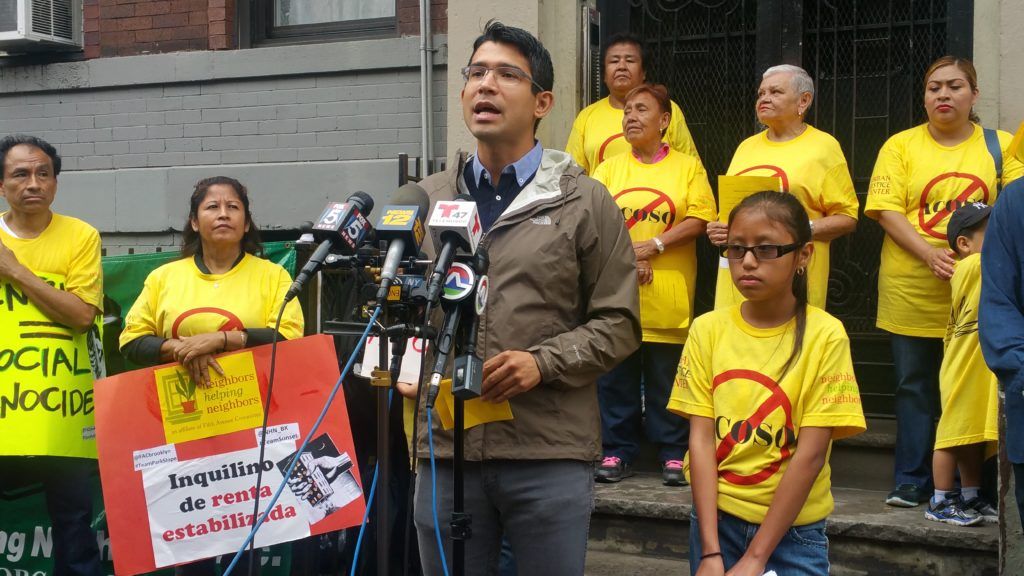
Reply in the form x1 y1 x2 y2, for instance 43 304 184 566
155 351 263 444
0 272 99 458
1011 121 1024 164
433 378 514 430
717 175 784 221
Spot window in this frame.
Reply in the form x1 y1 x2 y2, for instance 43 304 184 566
250 0 397 45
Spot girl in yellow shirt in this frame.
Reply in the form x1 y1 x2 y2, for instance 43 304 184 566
670 192 865 576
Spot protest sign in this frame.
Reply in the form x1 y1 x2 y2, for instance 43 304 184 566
0 271 100 458
94 334 364 575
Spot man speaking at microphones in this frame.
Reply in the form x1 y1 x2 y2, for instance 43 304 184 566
413 21 640 575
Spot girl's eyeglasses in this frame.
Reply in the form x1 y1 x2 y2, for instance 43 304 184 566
720 243 802 260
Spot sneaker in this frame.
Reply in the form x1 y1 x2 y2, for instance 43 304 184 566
886 484 926 507
963 497 999 524
662 460 687 487
595 456 633 483
925 496 983 527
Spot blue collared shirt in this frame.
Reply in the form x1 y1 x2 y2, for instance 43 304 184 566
464 141 543 231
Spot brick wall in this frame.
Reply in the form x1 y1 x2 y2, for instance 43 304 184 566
85 0 444 59
398 0 448 36
86 0 235 58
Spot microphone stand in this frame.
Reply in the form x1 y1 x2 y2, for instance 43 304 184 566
449 249 487 576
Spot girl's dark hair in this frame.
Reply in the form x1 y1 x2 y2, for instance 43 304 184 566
728 191 812 381
181 176 263 258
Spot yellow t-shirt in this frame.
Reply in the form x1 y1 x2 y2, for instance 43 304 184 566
668 305 866 525
119 253 304 346
715 126 859 310
0 212 103 311
935 253 999 450
598 150 716 342
566 97 700 175
593 149 717 344
866 123 1024 337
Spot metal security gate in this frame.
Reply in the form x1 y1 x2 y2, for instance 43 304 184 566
601 0 973 416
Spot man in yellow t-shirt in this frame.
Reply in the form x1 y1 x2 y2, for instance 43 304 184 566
566 32 700 174
714 126 859 309
0 135 103 575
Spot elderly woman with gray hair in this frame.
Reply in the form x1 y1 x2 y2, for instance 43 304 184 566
708 64 859 309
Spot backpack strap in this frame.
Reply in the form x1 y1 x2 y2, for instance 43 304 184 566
984 128 1003 194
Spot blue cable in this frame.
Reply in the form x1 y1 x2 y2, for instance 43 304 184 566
427 410 450 576
348 388 392 576
222 306 382 576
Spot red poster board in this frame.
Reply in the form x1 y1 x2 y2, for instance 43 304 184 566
94 335 365 575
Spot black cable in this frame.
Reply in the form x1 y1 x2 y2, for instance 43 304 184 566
246 302 287 576
402 299 434 576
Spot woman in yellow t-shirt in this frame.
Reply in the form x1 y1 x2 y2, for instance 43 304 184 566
707 64 859 310
671 191 865 576
119 176 304 576
592 83 717 486
566 32 700 175
865 57 1024 508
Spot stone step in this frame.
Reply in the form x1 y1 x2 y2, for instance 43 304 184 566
584 549 687 575
630 417 899 490
831 417 896 491
588 473 998 576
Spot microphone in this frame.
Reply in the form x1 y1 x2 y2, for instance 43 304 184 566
285 191 374 302
452 246 489 400
425 194 483 304
375 183 430 301
425 257 482 409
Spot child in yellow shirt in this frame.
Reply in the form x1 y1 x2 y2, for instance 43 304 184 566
670 191 865 575
927 202 999 527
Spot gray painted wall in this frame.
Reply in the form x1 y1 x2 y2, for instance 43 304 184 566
0 35 448 254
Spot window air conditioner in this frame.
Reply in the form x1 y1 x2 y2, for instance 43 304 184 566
0 0 82 53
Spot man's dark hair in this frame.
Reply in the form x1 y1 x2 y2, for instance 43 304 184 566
602 32 647 73
0 134 62 177
470 20 554 94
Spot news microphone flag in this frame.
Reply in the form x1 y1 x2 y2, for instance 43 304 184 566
286 191 374 302
375 183 431 301
427 198 482 257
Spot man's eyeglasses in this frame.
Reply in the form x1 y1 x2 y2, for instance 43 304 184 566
461 65 545 91
720 243 802 260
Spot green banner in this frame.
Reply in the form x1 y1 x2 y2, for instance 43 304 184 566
0 243 298 575
0 484 291 575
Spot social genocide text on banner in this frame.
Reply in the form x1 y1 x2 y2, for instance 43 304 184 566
0 270 99 458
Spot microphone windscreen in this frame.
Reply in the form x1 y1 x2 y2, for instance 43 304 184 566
350 190 375 214
390 183 431 216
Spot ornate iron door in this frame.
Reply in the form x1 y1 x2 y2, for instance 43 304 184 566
621 0 969 415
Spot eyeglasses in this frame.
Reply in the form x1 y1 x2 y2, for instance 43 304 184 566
720 243 802 260
461 65 545 91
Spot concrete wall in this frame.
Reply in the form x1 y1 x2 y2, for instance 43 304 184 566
0 35 447 254
973 2 1024 133
444 0 580 157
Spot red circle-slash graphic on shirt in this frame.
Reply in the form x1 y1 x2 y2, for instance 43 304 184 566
711 369 796 486
598 132 625 164
918 172 989 240
736 165 790 193
171 307 245 339
614 187 678 230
